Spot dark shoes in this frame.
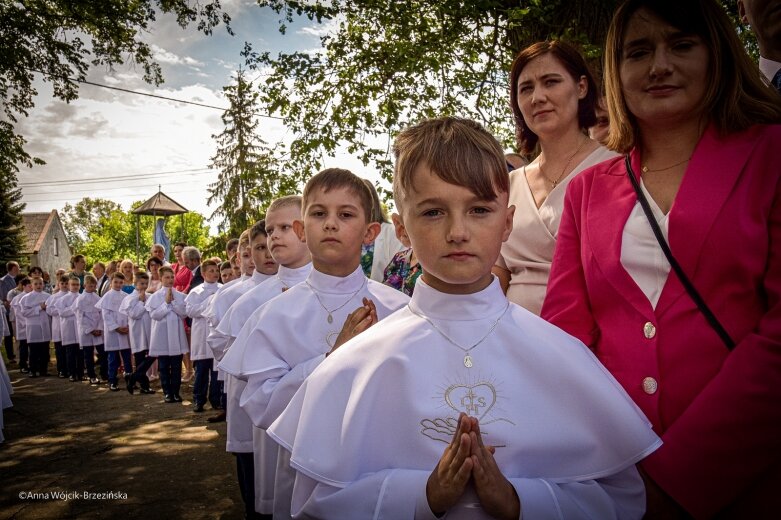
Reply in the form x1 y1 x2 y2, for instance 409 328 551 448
164 394 175 403
207 412 226 423
109 383 119 391
89 378 99 385
69 376 77 382
139 387 156 394
20 367 29 374
173 394 183 402
194 403 205 412
126 376 135 395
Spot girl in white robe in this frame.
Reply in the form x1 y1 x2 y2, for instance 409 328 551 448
145 266 187 402
20 278 50 377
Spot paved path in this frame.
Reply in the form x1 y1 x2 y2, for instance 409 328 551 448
0 361 244 519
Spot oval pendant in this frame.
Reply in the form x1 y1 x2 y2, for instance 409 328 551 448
327 314 333 324
464 354 473 368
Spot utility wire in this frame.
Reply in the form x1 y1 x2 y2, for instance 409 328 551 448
26 67 285 120
19 167 214 187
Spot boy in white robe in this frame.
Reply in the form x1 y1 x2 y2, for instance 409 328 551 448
219 168 410 519
10 278 32 373
96 272 132 391
46 276 69 378
120 272 155 394
20 276 52 377
267 117 662 519
185 259 222 412
74 276 104 383
146 266 188 403
217 197 312 516
206 226 277 518
57 276 82 381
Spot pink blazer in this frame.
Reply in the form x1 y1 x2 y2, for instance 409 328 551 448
542 124 781 518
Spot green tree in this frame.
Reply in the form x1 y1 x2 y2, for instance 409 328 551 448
207 68 297 236
60 197 212 266
0 0 232 203
244 0 756 188
60 198 122 253
0 168 26 275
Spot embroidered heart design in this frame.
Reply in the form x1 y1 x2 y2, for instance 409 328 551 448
444 383 496 421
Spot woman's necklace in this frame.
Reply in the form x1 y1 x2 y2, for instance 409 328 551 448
408 302 510 368
539 136 589 187
642 157 691 173
305 277 367 324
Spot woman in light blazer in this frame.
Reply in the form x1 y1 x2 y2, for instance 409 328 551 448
542 0 781 517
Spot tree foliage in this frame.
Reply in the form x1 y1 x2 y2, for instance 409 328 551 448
207 68 297 236
60 197 212 267
0 0 232 179
0 168 26 275
244 0 757 190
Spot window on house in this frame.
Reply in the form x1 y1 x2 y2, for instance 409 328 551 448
54 237 59 257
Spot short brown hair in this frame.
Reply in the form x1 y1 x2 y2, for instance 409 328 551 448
159 266 175 277
509 40 598 156
302 168 373 223
238 230 251 251
220 261 232 271
249 220 268 241
268 195 302 214
112 272 125 281
201 259 219 272
84 274 97 285
604 0 781 153
393 117 509 211
59 275 70 283
5 261 19 272
134 271 150 282
70 254 85 269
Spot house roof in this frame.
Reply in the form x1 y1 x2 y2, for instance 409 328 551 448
132 190 188 216
21 210 58 254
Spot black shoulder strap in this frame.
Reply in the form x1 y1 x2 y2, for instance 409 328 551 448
624 155 735 350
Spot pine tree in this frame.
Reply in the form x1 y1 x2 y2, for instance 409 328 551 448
207 69 296 236
0 129 27 274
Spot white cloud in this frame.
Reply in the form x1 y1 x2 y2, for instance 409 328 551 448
151 44 205 68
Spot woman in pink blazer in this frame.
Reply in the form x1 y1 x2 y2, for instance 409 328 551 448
542 0 781 517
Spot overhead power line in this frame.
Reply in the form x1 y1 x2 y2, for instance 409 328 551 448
19 167 214 187
26 67 285 120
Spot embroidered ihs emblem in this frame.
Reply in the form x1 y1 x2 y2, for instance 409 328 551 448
420 374 515 444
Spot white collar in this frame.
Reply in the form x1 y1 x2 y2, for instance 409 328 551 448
759 56 781 83
251 271 271 283
306 265 366 294
409 276 507 321
277 262 313 286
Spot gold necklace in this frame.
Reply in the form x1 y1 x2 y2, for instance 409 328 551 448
539 136 589 187
642 157 691 173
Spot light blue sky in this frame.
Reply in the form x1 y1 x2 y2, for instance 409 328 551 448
18 0 375 234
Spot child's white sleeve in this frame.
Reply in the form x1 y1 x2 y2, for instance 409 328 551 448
286 462 645 520
125 300 147 320
147 299 171 321
103 308 120 331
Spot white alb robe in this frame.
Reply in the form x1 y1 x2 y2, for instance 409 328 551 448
0 351 11 443
205 271 271 454
20 290 52 343
0 306 8 338
185 281 221 361
118 290 151 354
145 287 188 357
10 292 29 341
220 265 409 519
96 289 130 351
217 263 312 514
74 292 103 347
46 291 65 342
268 277 662 519
55 292 80 346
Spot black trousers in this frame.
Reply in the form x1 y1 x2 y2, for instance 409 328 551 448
66 344 84 379
28 341 50 375
131 351 156 390
2 320 14 360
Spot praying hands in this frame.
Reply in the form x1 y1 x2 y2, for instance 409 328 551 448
426 413 520 520
328 297 377 356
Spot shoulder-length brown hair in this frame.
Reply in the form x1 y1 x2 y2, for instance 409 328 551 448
604 0 781 153
509 40 599 156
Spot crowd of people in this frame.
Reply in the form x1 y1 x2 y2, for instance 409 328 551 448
1 0 780 518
